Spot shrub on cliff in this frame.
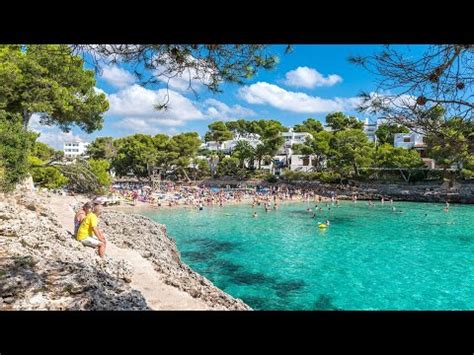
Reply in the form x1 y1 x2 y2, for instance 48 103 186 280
0 113 36 191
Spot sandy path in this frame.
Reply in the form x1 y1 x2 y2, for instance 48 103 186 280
47 194 209 310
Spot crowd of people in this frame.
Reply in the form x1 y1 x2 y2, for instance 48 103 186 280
108 182 335 210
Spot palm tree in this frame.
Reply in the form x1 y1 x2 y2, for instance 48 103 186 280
254 144 268 170
232 140 255 169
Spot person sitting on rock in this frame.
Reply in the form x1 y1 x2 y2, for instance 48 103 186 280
76 204 107 258
74 202 92 238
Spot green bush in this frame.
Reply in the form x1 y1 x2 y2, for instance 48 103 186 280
0 113 37 191
88 159 112 187
265 174 278 183
216 157 247 178
31 166 69 189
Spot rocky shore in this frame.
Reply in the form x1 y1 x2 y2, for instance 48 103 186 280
0 191 146 310
286 181 474 204
99 211 250 310
0 188 250 310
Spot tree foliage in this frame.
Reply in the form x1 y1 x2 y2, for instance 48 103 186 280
0 45 109 131
204 121 233 143
88 158 112 187
216 156 246 178
232 140 255 168
73 45 279 108
375 123 410 145
349 45 473 133
31 166 69 189
293 117 323 137
112 134 158 178
86 136 117 160
375 144 425 168
328 129 374 177
325 112 364 131
0 112 36 191
425 117 474 171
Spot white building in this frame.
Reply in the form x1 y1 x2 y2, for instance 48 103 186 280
393 132 425 149
324 117 387 143
201 133 262 154
63 141 90 159
282 129 313 147
288 154 317 172
363 118 381 143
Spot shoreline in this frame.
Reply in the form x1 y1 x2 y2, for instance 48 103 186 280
107 195 326 214
1 189 250 310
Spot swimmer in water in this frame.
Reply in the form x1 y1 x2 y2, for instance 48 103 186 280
326 220 330 226
444 207 449 212
253 212 258 218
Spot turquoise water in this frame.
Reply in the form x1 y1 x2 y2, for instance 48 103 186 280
141 201 474 310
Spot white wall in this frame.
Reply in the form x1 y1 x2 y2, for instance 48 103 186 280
63 142 89 158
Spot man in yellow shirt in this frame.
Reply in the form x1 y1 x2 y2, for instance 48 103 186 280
76 204 107 258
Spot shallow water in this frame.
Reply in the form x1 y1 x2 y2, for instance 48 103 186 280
140 201 474 310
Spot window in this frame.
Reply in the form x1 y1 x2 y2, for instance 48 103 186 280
403 137 411 143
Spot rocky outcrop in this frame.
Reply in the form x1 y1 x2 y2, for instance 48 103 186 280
100 211 251 310
0 191 147 310
271 181 474 204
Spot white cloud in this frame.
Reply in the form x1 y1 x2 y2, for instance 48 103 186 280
284 67 342 88
113 118 183 136
107 84 204 121
239 82 359 113
29 114 86 150
93 87 107 96
100 65 136 89
204 98 256 121
107 85 258 134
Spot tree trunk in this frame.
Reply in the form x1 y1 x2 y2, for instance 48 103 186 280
23 110 32 130
181 167 191 182
449 170 455 188
353 163 359 177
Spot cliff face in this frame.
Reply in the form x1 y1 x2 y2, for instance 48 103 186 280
0 191 147 310
99 211 251 310
0 190 250 310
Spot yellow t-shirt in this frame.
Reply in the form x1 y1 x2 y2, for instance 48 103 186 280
76 212 98 241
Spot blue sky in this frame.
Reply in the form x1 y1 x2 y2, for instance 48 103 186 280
32 45 428 149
